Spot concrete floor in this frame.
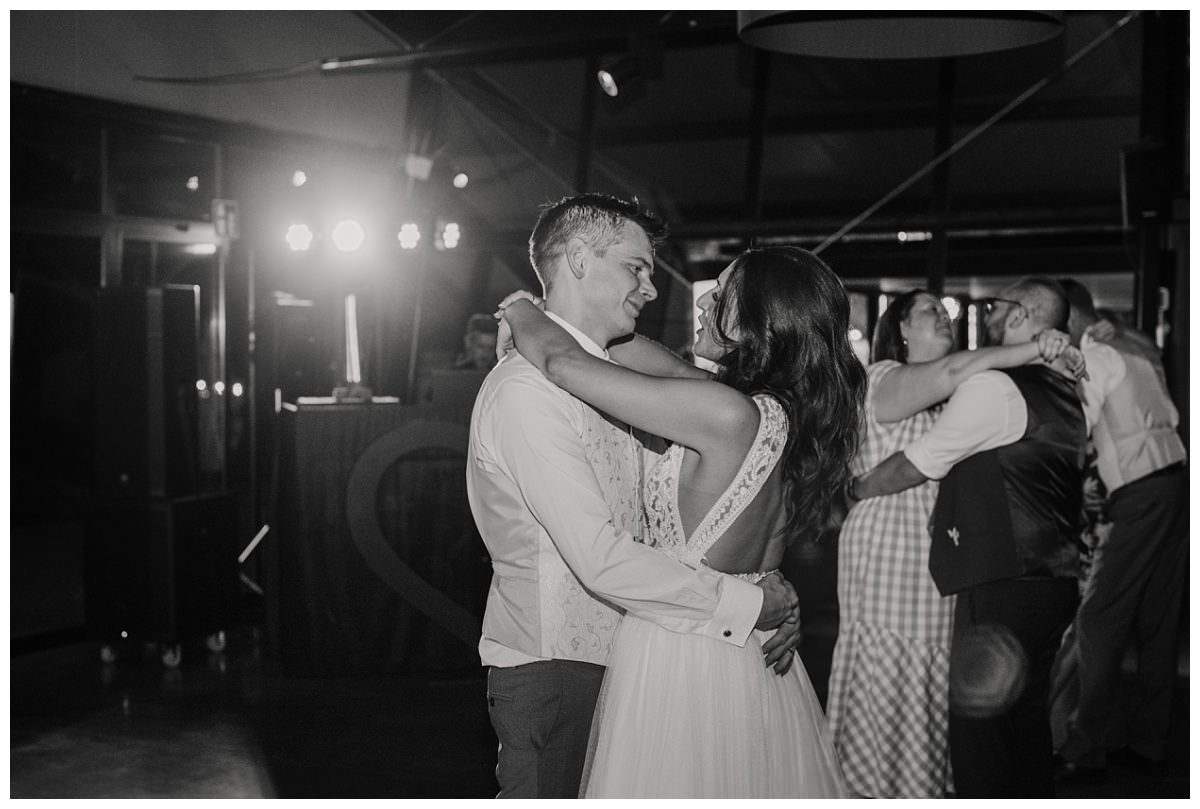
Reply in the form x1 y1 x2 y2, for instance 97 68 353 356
9 604 1189 800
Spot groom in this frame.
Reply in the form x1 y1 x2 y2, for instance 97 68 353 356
466 193 802 799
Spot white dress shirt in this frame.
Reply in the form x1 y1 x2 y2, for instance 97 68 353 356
1076 334 1126 433
903 370 1028 480
467 312 762 668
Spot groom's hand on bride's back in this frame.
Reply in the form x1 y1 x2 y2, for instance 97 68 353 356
755 572 803 675
762 610 802 675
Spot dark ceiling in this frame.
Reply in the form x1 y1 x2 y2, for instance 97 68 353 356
341 9 1177 300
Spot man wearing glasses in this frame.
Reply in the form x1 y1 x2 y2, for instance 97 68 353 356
850 277 1088 797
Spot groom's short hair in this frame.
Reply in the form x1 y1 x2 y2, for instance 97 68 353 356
528 193 667 293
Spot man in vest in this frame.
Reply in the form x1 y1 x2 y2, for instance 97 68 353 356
852 276 1088 797
1051 279 1188 783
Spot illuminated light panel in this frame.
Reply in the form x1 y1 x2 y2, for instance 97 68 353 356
331 219 366 252
286 224 314 251
398 223 421 249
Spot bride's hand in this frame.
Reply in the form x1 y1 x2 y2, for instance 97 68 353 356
494 316 515 362
492 291 543 361
494 290 543 315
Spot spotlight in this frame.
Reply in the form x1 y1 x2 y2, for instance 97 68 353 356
597 55 640 98
436 221 460 250
291 170 308 188
331 219 366 252
398 223 421 250
285 224 314 251
452 172 469 189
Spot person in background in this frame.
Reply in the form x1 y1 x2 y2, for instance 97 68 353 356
466 193 802 799
452 313 500 370
850 277 1088 797
1051 278 1188 783
498 244 862 797
828 288 1079 797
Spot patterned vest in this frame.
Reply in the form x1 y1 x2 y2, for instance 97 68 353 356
1091 332 1187 492
928 365 1087 596
534 400 643 665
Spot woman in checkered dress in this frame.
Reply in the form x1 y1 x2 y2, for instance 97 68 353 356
826 290 1075 797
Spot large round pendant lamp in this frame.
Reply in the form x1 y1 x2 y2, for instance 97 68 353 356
737 11 1065 59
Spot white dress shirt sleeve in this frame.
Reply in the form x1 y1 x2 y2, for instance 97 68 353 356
489 374 762 646
1078 337 1126 434
903 370 1027 480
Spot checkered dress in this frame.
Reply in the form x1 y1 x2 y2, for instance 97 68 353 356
826 360 955 798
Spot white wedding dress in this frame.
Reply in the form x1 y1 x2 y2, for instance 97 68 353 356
580 394 849 798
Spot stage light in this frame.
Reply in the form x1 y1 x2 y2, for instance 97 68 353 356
597 55 639 98
292 170 307 188
286 224 314 251
331 219 366 252
232 382 244 397
439 221 460 250
398 223 421 249
942 297 962 321
186 175 200 192
405 154 433 181
849 327 864 342
214 381 226 395
453 172 469 189
196 379 208 392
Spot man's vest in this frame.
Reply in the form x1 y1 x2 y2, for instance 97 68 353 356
1090 331 1187 494
927 365 1087 596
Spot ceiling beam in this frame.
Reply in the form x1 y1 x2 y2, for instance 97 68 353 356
594 96 1139 146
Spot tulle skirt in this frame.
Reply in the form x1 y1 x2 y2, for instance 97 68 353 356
580 614 849 798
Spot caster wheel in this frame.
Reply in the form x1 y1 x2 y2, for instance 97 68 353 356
100 645 117 664
161 644 182 668
205 631 227 653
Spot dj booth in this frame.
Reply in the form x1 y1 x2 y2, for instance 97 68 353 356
268 397 490 675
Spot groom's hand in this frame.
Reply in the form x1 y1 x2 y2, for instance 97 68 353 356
762 608 802 675
755 571 802 676
754 571 798 630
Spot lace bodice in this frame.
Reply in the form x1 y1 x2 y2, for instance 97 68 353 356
643 394 788 572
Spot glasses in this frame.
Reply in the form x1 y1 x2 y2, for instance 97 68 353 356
984 297 1026 316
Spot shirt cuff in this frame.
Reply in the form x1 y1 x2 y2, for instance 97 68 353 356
903 442 948 481
707 572 762 646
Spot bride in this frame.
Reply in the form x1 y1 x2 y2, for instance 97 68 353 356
497 245 862 797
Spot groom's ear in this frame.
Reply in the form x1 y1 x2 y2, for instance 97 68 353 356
565 237 589 279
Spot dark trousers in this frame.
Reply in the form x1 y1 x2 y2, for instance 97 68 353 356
1061 465 1188 764
486 659 606 799
949 578 1079 797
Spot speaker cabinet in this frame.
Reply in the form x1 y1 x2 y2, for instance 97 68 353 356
95 285 200 498
85 493 239 646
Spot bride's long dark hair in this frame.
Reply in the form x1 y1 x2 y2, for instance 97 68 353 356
709 246 867 543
